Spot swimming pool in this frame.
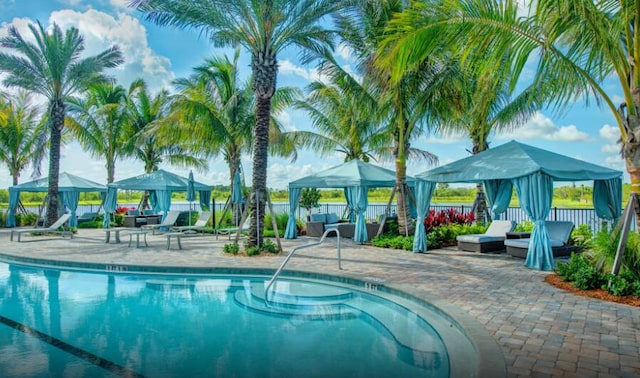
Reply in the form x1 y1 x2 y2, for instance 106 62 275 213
0 260 497 377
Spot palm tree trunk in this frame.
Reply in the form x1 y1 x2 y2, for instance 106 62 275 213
248 95 271 248
45 99 64 227
626 161 640 230
395 117 414 236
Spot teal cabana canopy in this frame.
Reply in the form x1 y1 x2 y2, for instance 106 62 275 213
102 169 212 228
414 140 623 271
285 159 415 242
6 172 107 227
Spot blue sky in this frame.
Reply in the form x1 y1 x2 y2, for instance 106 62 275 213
0 0 626 189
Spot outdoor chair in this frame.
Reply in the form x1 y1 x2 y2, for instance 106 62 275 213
170 211 212 233
504 221 576 258
216 217 251 240
10 213 73 242
456 220 516 253
140 210 181 235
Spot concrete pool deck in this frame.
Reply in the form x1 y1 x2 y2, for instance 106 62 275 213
0 228 639 377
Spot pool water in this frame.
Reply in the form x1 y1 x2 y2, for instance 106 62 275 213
0 261 475 377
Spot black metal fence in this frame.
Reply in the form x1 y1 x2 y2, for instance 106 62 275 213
23 201 622 233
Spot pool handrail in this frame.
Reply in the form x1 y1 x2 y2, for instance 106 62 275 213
264 228 342 304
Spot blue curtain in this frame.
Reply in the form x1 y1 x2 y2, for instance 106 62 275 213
156 190 172 221
199 190 211 210
62 191 80 227
6 188 19 227
344 188 355 222
513 173 555 271
285 187 302 239
103 187 118 228
593 178 622 222
346 186 369 242
484 179 513 220
149 191 159 213
412 180 436 253
408 185 417 218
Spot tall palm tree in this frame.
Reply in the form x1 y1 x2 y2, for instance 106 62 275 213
131 0 337 247
0 91 48 185
336 0 456 235
66 82 130 184
0 21 122 226
381 1 639 226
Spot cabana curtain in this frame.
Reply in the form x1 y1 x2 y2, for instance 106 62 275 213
412 180 435 253
6 188 19 227
285 188 302 238
62 191 80 227
346 186 369 242
484 179 513 220
593 178 622 221
513 173 555 271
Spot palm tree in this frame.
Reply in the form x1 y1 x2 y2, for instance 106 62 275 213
131 0 337 247
380 1 640 226
289 57 386 163
0 21 122 226
336 0 456 235
66 82 130 184
0 91 48 185
126 79 207 176
160 52 299 222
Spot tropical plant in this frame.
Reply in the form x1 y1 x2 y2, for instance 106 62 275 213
131 0 338 248
289 56 385 162
380 0 640 229
336 0 460 236
299 188 322 218
0 21 122 225
66 82 130 183
0 91 48 185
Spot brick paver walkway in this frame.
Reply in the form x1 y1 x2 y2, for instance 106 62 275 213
1 229 639 377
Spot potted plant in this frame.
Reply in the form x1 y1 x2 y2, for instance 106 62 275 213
299 188 322 221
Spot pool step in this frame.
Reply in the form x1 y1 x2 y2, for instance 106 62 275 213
233 281 359 320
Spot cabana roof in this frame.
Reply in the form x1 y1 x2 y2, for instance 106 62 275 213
417 140 621 183
108 169 211 191
289 159 413 189
10 172 106 192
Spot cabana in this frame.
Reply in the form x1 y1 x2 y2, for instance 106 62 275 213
103 169 212 228
6 172 107 227
284 159 414 242
414 141 622 271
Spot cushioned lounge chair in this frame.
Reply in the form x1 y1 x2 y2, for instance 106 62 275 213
504 221 576 258
141 210 181 235
170 211 212 233
456 220 516 253
10 213 73 242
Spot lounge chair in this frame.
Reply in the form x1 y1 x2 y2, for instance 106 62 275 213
10 213 73 242
216 216 251 240
456 220 516 253
504 221 575 258
140 210 181 235
170 211 212 233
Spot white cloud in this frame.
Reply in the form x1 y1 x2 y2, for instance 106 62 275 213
335 42 355 62
599 124 621 154
266 163 317 189
49 9 175 94
496 111 590 142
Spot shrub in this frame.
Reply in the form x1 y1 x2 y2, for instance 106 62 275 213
604 270 638 297
514 220 534 232
570 224 593 248
223 242 239 255
371 234 413 251
423 208 474 233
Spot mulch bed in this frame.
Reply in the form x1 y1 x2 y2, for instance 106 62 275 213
544 273 640 307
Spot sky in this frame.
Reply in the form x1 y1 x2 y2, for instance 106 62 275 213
0 0 627 190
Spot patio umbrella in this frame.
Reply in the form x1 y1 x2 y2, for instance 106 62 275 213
231 170 243 226
186 170 196 226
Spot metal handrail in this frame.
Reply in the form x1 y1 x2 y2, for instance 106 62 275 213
264 228 342 303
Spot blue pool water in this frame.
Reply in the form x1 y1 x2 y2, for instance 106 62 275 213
0 261 478 377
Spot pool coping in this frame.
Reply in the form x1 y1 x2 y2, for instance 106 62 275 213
0 252 506 378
